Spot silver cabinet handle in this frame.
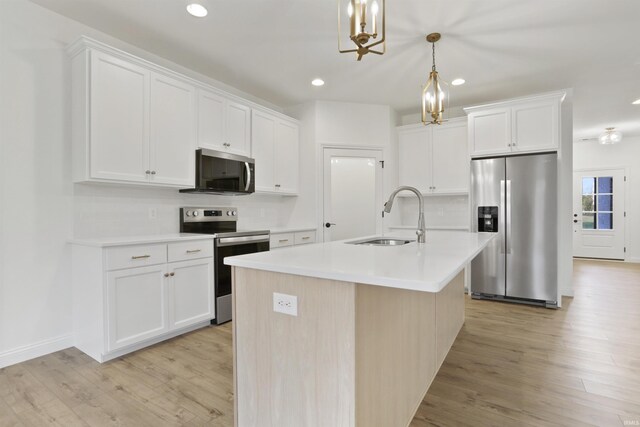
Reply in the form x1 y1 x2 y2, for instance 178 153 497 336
244 161 251 191
279 239 289 243
186 249 201 254
131 255 151 260
302 236 310 240
275 184 281 188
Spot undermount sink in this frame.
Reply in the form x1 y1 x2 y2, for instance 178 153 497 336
347 237 415 246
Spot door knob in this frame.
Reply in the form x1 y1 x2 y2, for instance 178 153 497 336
325 222 336 228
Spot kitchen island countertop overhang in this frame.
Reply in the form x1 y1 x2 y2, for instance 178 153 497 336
225 230 496 292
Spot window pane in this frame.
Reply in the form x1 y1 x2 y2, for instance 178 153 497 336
582 177 595 195
597 213 613 230
597 195 612 211
597 177 613 193
582 213 595 229
582 195 594 212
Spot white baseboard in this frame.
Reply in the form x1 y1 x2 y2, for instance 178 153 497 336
625 257 640 264
0 334 73 369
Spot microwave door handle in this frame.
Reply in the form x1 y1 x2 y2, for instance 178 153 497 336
244 162 251 191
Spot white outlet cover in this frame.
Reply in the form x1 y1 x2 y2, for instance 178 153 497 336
273 292 298 316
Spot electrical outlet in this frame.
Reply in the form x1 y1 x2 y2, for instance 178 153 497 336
148 208 157 219
273 292 298 316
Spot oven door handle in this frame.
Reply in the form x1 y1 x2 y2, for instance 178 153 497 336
217 234 270 247
244 162 251 192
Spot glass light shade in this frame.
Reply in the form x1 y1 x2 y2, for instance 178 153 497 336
422 71 448 125
599 128 622 145
186 0 208 17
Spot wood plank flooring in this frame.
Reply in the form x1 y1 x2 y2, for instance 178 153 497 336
1 259 639 426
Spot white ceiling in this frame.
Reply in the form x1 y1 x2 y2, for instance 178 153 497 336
30 0 640 139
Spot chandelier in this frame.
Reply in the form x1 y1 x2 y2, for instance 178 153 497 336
338 0 385 61
422 33 448 125
599 127 622 144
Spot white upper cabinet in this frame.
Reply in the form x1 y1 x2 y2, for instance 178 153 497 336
149 72 195 187
465 92 563 157
251 109 299 195
72 47 195 188
431 120 469 193
197 88 251 156
89 51 150 183
397 118 468 195
398 126 431 192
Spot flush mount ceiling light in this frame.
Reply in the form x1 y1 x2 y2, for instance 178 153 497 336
633 98 640 105
599 127 623 145
421 33 449 125
186 0 208 17
338 0 385 61
311 78 325 87
451 78 465 86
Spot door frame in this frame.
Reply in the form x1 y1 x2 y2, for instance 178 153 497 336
319 145 384 242
572 167 627 260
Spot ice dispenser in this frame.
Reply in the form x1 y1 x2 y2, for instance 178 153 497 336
477 206 498 232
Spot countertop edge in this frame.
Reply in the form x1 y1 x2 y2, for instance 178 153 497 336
68 234 215 248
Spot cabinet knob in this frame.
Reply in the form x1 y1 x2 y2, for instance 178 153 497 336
275 184 281 188
169 272 175 277
164 273 170 277
145 170 151 174
151 170 156 175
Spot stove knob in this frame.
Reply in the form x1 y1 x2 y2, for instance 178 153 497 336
227 210 232 216
192 211 199 217
186 210 192 217
232 211 237 216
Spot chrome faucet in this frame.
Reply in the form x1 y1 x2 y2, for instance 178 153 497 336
383 186 426 243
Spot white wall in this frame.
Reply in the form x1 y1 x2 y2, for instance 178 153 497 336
574 136 640 262
0 0 304 368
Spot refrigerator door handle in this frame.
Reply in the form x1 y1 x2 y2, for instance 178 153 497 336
500 180 506 254
506 179 512 254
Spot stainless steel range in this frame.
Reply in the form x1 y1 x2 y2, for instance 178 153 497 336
180 207 270 324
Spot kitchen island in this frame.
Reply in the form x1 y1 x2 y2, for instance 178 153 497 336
225 230 494 427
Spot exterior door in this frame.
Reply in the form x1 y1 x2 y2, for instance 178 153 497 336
573 169 625 260
322 148 383 242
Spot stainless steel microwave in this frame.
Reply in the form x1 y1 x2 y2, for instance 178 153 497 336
180 149 255 195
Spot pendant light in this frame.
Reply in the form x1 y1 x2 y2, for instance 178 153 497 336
599 127 622 145
338 0 385 61
421 33 448 125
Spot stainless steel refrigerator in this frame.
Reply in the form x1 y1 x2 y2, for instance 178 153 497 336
470 153 558 308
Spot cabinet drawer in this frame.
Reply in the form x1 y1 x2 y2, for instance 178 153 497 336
168 240 213 262
294 231 316 245
106 244 167 271
270 233 294 249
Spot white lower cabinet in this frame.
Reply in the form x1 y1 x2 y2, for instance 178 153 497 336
169 258 214 329
270 229 316 249
107 264 169 352
72 238 214 362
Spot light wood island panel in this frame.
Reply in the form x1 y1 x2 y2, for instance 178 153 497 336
232 267 465 427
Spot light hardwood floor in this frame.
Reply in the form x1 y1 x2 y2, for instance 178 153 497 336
1 259 639 426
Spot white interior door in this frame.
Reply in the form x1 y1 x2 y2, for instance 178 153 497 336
323 148 383 242
573 169 625 260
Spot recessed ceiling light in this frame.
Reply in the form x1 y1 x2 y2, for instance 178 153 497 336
633 98 640 105
186 0 208 17
311 78 325 87
451 78 465 86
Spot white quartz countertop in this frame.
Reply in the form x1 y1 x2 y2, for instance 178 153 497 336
68 233 214 248
269 226 317 234
225 230 495 293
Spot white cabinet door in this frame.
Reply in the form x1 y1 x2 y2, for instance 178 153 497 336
149 72 195 187
468 107 511 157
431 121 469 194
251 110 276 192
197 88 226 151
274 120 299 194
90 51 149 183
168 258 214 329
398 126 431 192
511 99 559 153
107 264 168 352
226 100 251 156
